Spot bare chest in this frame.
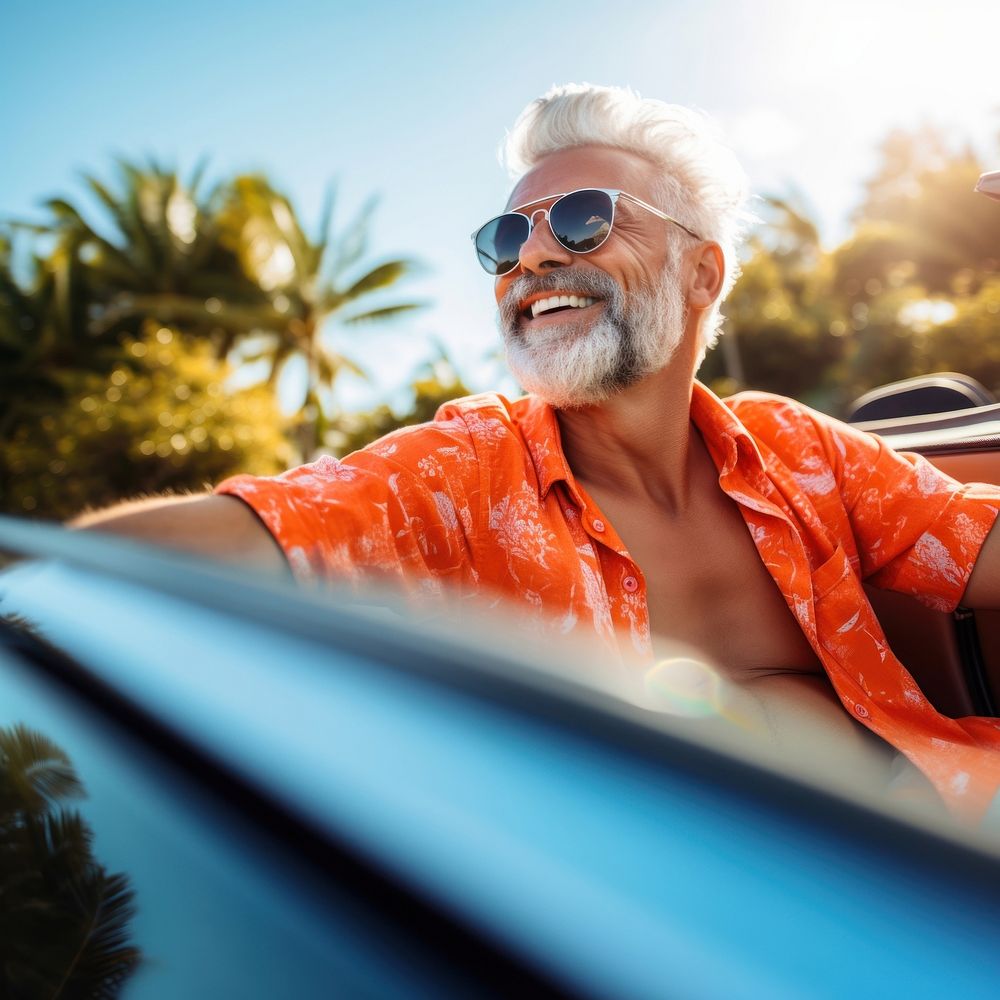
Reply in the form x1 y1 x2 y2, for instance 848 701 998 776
584 485 823 681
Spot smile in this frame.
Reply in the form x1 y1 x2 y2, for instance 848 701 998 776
522 294 601 320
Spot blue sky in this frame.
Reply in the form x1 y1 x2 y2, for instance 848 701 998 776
4 0 999 408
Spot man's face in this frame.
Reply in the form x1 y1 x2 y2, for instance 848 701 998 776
494 145 689 408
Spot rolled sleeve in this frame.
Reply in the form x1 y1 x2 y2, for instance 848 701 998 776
867 481 1000 611
815 413 1000 611
215 424 480 592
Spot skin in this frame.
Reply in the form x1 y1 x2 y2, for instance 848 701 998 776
77 143 1000 799
73 494 289 574
500 145 1000 792
500 146 822 675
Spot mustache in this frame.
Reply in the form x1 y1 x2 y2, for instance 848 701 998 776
497 270 624 334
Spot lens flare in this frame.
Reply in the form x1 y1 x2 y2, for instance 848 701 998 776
643 657 725 718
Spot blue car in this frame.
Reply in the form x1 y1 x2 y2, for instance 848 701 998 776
5 363 1000 999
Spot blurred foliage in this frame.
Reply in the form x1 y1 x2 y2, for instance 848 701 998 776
700 125 1000 414
4 126 1000 521
329 350 472 456
2 160 425 518
0 721 141 996
922 278 1000 387
2 325 293 520
216 175 426 456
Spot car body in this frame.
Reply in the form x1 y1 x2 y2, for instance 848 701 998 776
2 443 1000 1000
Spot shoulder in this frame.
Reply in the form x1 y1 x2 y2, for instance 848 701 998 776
725 389 816 427
724 390 832 446
435 391 528 441
341 391 529 480
722 389 882 478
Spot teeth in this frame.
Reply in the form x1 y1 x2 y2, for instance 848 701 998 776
530 295 597 319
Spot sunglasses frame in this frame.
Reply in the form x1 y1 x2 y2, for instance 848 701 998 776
471 187 703 276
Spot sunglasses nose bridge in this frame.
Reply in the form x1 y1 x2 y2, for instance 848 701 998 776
517 206 569 271
527 207 549 229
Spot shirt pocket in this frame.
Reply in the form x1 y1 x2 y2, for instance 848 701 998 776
812 545 852 601
811 545 874 660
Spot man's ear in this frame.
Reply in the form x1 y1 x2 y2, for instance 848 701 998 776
687 242 725 309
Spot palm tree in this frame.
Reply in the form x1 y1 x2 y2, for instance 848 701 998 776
0 721 141 996
29 158 263 350
22 162 426 459
0 222 114 460
217 175 426 457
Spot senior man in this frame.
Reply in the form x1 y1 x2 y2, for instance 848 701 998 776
79 84 1000 820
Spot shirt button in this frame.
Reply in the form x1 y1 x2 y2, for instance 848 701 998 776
854 703 870 719
592 518 606 533
623 575 639 593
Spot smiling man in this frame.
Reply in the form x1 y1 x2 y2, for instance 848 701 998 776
77 84 1000 821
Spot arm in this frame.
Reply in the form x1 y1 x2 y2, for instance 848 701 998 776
71 494 290 576
960 519 1000 609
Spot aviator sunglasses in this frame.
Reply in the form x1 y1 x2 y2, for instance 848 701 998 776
471 187 702 276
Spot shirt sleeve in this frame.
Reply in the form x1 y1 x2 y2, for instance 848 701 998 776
214 421 480 594
811 411 1000 611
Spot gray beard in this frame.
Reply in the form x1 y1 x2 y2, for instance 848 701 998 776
497 269 687 409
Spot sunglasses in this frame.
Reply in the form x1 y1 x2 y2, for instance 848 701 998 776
471 187 702 276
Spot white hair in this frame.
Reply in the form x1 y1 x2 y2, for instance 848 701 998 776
501 83 752 357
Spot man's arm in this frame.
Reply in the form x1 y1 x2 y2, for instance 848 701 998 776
71 494 290 575
961 519 1000 609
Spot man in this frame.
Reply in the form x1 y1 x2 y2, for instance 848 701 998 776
77 84 1000 821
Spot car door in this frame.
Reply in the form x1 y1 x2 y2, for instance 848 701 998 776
3 518 1000 999
852 398 1000 717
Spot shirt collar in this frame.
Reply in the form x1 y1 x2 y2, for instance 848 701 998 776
689 380 768 483
512 394 575 501
515 380 768 501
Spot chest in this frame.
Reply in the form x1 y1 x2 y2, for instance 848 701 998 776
580 481 823 679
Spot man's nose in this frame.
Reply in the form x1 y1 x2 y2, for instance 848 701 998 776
517 209 572 274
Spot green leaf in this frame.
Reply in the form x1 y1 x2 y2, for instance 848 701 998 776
329 194 377 278
341 259 419 299
339 302 427 325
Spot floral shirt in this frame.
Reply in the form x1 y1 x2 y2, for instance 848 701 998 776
217 382 1000 821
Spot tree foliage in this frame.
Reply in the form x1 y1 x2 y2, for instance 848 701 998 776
2 325 292 520
329 350 471 456
216 175 426 456
1 159 424 518
0 722 141 997
4 127 999 522
700 125 1000 416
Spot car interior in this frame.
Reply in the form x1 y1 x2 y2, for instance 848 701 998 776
849 374 1000 718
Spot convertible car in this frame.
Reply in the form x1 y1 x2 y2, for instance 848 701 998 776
2 372 1000 998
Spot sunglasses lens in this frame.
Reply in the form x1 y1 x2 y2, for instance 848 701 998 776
476 214 529 275
550 189 614 253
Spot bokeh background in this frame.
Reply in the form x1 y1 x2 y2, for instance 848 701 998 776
3 0 1000 518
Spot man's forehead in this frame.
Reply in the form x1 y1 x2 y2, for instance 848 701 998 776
506 146 657 210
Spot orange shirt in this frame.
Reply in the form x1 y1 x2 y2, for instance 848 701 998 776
218 382 1000 821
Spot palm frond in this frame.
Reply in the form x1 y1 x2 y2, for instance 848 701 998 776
186 155 211 198
317 343 367 381
329 194 377 278
0 724 85 817
52 861 141 998
340 259 420 300
80 175 133 244
91 292 286 336
314 182 336 257
339 302 428 325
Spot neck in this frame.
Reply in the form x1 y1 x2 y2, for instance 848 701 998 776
556 345 700 514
